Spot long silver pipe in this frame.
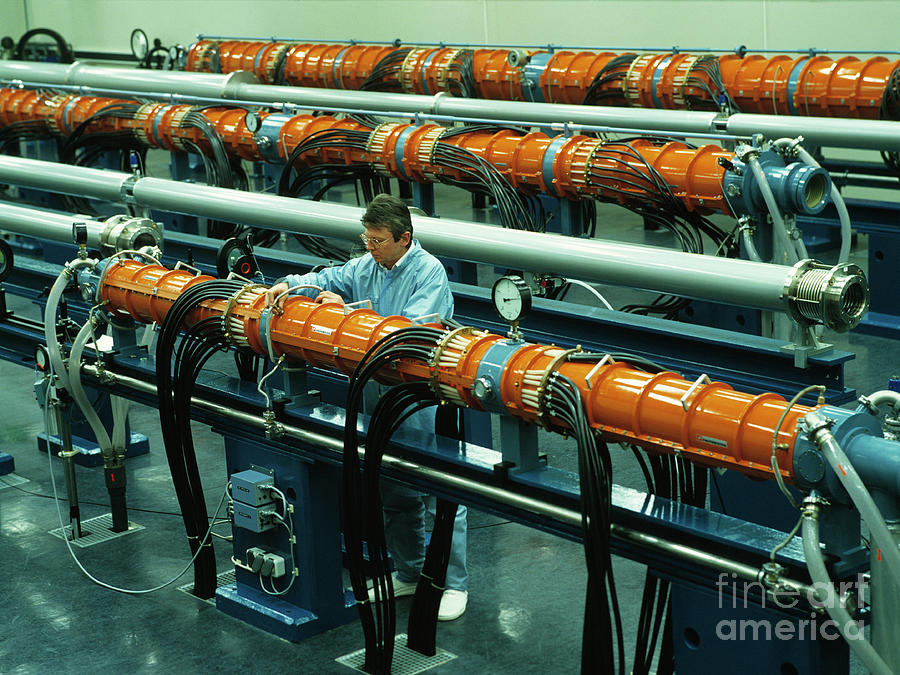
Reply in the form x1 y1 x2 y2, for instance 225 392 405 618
82 361 817 601
0 154 866 320
2 61 899 151
0 201 106 248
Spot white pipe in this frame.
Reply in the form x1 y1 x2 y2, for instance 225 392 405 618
801 506 892 675
792 144 852 264
42 260 98 391
739 226 763 262
747 155 800 265
67 320 112 454
562 278 614 310
866 391 900 413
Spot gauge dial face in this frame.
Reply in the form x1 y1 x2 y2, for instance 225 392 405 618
34 344 49 372
130 29 149 60
491 276 531 323
0 238 12 282
244 110 262 133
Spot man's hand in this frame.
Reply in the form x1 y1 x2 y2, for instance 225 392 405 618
264 281 290 309
315 290 345 306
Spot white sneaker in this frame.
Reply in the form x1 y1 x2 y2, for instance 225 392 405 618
438 589 468 621
367 573 418 603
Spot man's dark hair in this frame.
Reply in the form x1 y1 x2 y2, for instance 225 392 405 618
362 194 413 243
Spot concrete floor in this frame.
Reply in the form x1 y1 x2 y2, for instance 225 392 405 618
0 177 893 674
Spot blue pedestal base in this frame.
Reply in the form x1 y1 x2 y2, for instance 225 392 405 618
37 432 150 467
0 452 14 475
216 583 357 643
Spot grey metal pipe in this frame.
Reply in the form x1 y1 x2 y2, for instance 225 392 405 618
0 202 163 255
2 61 900 151
0 154 128 203
726 114 900 153
0 202 103 248
0 155 868 324
82 361 818 601
129 175 793 312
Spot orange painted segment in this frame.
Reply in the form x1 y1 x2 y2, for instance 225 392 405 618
718 53 900 118
540 51 623 104
471 48 529 100
181 40 900 119
184 40 220 73
98 261 815 482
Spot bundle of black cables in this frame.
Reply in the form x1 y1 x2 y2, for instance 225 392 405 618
0 119 55 155
156 278 244 598
586 137 734 317
55 102 145 214
682 56 740 112
583 54 638 106
361 49 413 92
444 50 476 98
592 356 707 675
431 137 544 231
544 372 624 675
341 325 445 674
278 127 377 260
629 449 708 675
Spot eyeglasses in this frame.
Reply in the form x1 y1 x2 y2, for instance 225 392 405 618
360 233 391 248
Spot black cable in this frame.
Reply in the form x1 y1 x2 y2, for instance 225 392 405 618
341 326 444 674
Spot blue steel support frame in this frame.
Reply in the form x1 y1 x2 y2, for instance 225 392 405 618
214 430 357 642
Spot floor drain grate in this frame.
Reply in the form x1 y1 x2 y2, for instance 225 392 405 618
49 513 144 548
178 569 236 605
0 474 28 490
336 634 457 674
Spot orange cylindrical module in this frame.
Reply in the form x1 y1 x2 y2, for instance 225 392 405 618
216 41 270 75
554 136 731 214
184 40 221 72
134 103 203 152
622 53 721 110
540 50 625 104
0 89 60 126
96 260 817 483
282 43 343 88
331 45 397 90
439 128 555 193
277 114 371 164
471 48 529 100
53 95 138 136
720 53 900 118
201 108 270 161
397 47 470 95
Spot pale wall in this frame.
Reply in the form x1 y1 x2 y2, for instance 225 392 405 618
1 0 897 57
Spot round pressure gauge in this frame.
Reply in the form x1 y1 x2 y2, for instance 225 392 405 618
0 238 12 282
244 110 262 134
34 344 50 372
492 275 531 323
130 28 149 61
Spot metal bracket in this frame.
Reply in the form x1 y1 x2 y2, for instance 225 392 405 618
585 354 615 390
411 312 440 326
342 299 372 314
680 373 710 411
174 261 203 276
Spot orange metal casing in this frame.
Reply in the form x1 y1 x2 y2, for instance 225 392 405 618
98 259 813 484
471 48 529 100
540 50 625 104
184 40 220 72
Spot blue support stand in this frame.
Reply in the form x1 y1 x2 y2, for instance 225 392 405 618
0 453 14 475
670 581 849 674
213 431 357 642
